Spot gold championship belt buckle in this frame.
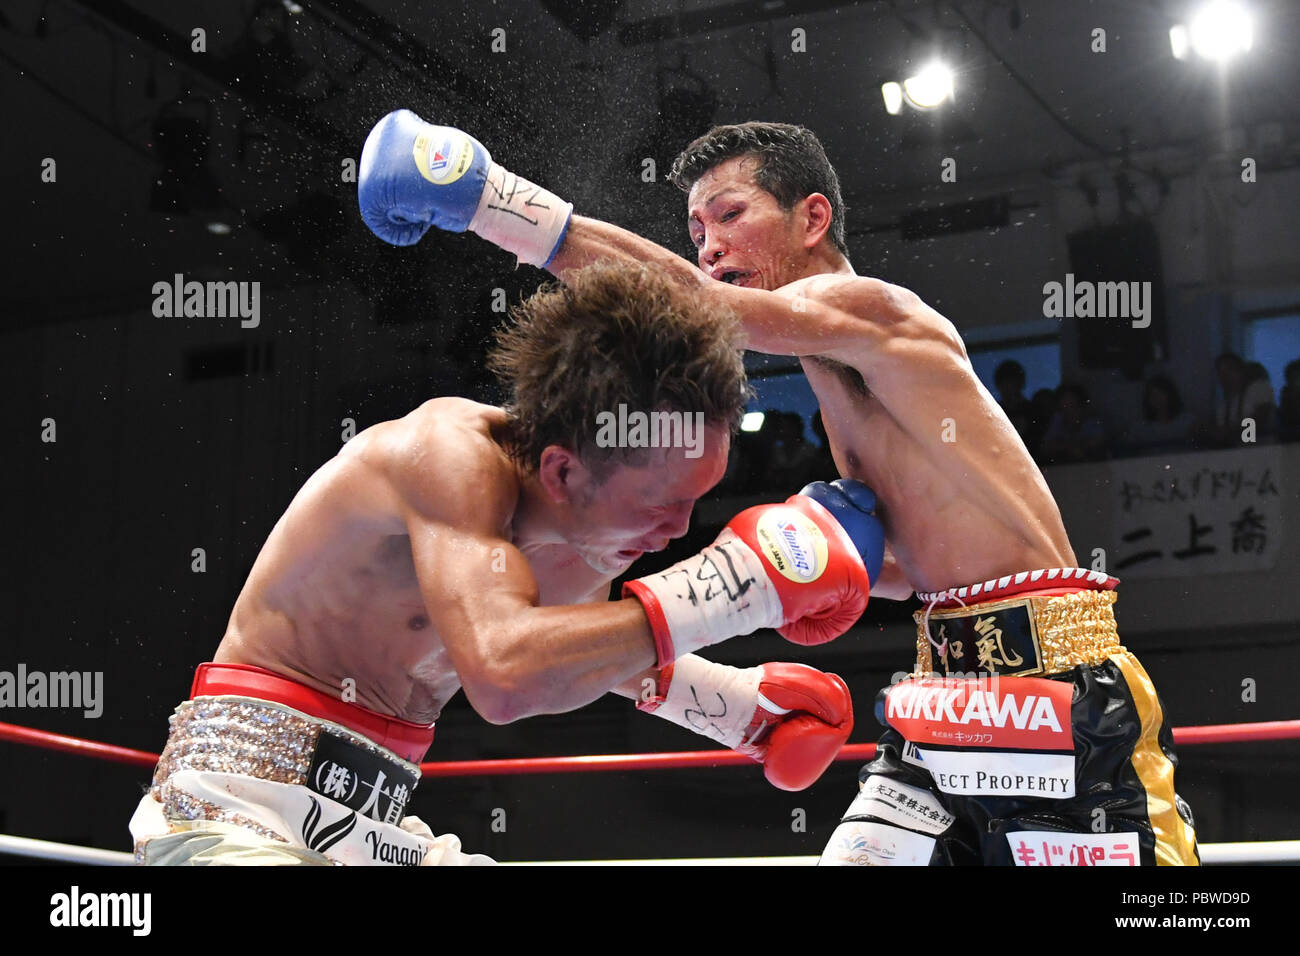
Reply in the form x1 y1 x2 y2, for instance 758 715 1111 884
914 589 1123 678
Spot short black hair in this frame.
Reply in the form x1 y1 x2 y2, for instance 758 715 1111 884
1142 375 1183 420
1057 382 1091 406
668 122 849 256
994 359 1027 389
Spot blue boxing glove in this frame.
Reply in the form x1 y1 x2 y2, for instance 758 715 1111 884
358 109 492 244
357 109 573 265
798 479 886 586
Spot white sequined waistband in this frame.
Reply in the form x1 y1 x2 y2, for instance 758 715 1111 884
150 696 420 801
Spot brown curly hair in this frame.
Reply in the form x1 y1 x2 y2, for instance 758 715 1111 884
488 260 750 478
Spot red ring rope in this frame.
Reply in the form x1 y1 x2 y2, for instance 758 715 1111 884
2 719 1297 777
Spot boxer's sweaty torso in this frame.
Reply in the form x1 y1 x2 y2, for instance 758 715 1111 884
783 275 1075 593
214 398 610 724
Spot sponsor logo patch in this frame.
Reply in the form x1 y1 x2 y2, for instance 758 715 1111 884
820 821 936 866
901 741 1077 798
307 731 417 824
1008 830 1139 866
413 130 474 185
754 509 827 583
884 676 1073 750
923 597 1044 676
845 777 955 835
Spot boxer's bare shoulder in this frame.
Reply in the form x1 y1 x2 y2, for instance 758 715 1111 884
725 273 965 372
776 274 966 364
214 397 525 719
342 396 520 537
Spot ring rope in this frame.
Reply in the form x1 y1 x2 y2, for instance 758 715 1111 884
3 834 1298 866
2 719 1297 777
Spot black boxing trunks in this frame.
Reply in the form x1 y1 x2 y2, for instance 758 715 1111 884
819 568 1199 866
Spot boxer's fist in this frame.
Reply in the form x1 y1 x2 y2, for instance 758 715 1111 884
727 482 880 647
358 109 492 245
637 657 852 792
797 479 885 585
737 662 854 792
624 480 883 666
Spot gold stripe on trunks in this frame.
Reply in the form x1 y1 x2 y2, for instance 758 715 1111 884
1110 652 1201 866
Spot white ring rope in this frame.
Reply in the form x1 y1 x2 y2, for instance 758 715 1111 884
0 834 134 866
3 833 1297 866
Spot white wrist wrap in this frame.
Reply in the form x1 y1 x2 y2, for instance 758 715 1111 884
650 656 762 749
468 161 573 267
635 529 785 660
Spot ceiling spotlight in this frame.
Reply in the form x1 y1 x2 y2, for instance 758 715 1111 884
881 82 904 115
740 411 765 433
904 62 955 108
1170 1 1253 62
882 61 955 115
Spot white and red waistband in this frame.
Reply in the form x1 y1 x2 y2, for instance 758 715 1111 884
915 567 1119 608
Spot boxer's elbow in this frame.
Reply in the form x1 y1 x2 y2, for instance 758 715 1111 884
461 682 519 725
460 666 534 725
459 645 551 725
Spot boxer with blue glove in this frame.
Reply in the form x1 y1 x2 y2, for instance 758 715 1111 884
357 113 890 794
357 111 1198 865
359 109 572 267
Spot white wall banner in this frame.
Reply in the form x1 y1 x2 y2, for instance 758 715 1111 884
1052 446 1284 581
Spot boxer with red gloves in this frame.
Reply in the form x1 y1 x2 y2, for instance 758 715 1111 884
354 112 885 800
356 109 1198 866
618 479 882 791
133 253 882 866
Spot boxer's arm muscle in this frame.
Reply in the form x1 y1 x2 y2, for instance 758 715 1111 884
405 517 657 723
548 215 706 290
385 431 656 723
549 217 902 358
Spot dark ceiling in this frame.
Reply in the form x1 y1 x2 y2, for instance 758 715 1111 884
3 0 1298 324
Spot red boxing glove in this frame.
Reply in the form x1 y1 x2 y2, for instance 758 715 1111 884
638 657 853 792
624 491 872 667
727 494 873 647
738 662 854 791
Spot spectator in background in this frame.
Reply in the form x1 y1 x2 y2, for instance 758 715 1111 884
1278 358 1300 443
1243 362 1277 437
1122 375 1194 456
809 410 838 478
716 409 841 496
766 410 822 490
1205 353 1276 446
1027 388 1058 460
1040 383 1110 464
993 360 1034 443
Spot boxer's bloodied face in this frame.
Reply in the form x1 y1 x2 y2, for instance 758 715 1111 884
686 155 815 291
561 424 731 575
